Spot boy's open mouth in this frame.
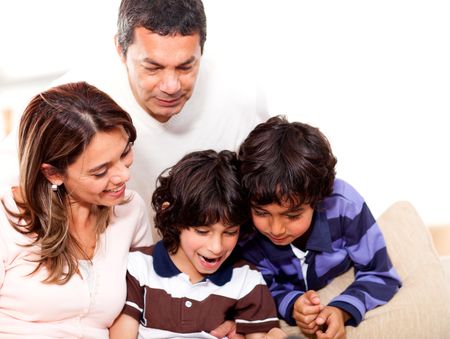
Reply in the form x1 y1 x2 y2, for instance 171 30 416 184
200 255 221 264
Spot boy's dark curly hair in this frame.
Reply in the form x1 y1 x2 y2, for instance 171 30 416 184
152 150 249 254
239 115 337 208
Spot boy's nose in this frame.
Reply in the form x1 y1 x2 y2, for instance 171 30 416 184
208 235 223 255
270 219 286 237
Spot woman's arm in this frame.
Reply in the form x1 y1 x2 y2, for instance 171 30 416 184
109 313 139 339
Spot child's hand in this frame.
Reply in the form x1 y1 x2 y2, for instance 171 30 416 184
210 320 244 339
292 290 324 335
315 306 349 339
245 328 286 339
264 327 287 339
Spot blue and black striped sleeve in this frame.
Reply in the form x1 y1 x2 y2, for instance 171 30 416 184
328 202 402 326
240 240 303 325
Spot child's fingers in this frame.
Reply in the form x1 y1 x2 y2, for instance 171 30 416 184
296 320 320 335
293 304 324 329
293 306 322 323
304 290 321 305
314 306 334 326
210 320 238 338
293 293 323 316
314 308 345 339
316 322 341 339
266 327 287 339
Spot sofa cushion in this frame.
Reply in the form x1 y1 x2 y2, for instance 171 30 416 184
281 201 450 338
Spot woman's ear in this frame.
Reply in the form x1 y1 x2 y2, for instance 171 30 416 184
40 163 63 185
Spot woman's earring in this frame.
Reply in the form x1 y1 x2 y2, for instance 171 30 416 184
51 184 58 192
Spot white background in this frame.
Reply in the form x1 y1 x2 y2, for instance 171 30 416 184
1 0 449 225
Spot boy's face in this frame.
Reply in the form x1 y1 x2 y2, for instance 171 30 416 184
171 223 240 283
251 201 314 246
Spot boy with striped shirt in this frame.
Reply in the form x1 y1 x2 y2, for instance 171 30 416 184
238 116 401 339
110 150 285 339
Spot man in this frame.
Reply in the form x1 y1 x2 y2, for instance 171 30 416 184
0 0 268 241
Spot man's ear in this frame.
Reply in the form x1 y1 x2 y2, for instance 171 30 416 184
40 163 63 185
114 35 126 63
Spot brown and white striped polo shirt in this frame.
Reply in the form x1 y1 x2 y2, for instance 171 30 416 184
122 242 280 338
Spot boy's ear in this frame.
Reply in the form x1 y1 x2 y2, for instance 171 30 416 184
40 163 63 185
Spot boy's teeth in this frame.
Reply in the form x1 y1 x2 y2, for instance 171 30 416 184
202 256 219 263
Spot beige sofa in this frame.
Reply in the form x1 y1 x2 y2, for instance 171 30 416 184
281 201 450 339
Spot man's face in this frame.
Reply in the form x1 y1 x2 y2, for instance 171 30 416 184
118 27 202 123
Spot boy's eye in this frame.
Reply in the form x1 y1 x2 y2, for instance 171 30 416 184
286 214 301 220
225 230 239 236
252 208 268 217
194 229 209 235
224 227 240 236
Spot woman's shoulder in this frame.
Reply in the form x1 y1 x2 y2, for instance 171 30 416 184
108 189 152 245
114 189 148 216
0 187 34 255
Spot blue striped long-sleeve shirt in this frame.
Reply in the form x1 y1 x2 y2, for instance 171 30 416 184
240 179 401 326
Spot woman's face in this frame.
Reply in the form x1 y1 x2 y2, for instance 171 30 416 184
62 127 133 208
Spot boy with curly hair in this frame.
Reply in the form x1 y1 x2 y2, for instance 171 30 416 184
238 116 401 338
110 150 285 339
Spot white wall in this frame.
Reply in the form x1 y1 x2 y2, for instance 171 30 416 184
252 1 450 224
1 0 449 224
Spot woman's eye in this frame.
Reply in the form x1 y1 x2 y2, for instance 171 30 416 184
287 214 301 220
121 142 133 158
93 171 107 178
194 229 209 235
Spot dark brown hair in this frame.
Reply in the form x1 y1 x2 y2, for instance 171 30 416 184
9 81 136 284
152 150 249 254
239 115 337 208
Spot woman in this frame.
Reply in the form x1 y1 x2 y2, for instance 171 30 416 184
0 82 152 338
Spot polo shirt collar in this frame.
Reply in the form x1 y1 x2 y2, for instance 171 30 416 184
153 241 234 286
305 209 333 252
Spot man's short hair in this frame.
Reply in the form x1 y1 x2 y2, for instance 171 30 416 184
239 115 337 208
117 0 207 56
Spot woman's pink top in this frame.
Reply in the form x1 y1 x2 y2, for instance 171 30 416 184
0 189 152 338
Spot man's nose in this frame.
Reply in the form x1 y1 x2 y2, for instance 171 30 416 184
159 70 181 95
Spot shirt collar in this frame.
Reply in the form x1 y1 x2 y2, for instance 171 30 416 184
305 209 333 252
153 241 234 286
